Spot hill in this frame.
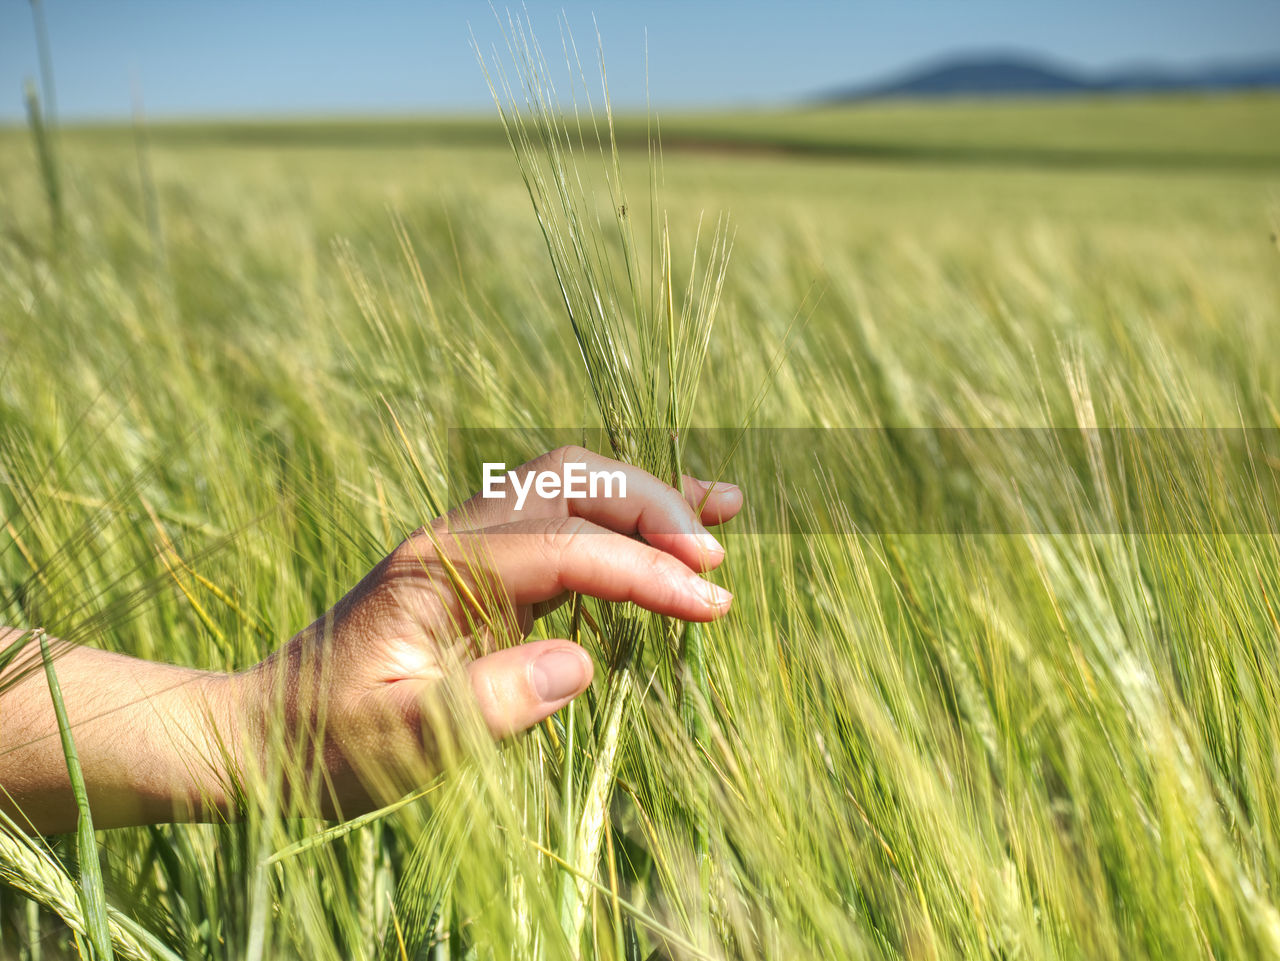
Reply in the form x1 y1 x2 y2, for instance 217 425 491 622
823 52 1280 101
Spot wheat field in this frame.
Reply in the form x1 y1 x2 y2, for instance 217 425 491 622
2 74 1280 959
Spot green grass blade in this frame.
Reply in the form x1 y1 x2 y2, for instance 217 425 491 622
0 629 33 675
37 630 114 961
263 777 443 867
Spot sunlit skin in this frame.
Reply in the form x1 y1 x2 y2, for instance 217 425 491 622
0 447 742 835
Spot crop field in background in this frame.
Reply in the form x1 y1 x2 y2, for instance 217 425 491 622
2 91 1280 959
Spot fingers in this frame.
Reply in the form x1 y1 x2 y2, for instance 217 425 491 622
450 447 742 572
406 516 733 623
465 639 593 737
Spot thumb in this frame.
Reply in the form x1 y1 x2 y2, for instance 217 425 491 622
466 639 594 739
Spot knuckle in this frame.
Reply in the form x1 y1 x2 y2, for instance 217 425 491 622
389 531 449 574
539 516 613 572
640 544 681 582
663 485 693 514
641 551 692 607
389 535 425 568
548 444 588 469
545 515 591 545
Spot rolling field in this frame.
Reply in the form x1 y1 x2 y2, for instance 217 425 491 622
2 92 1280 959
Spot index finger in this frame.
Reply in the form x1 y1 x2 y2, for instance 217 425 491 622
409 516 734 624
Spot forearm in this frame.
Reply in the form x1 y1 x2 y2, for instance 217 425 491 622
0 630 239 834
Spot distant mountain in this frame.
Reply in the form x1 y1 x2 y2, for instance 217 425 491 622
1098 58 1280 93
820 53 1280 102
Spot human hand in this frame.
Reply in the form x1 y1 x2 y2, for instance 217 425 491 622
229 446 742 817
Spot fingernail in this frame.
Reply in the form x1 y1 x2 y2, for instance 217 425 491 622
703 582 733 609
696 529 725 557
531 648 589 702
713 481 740 495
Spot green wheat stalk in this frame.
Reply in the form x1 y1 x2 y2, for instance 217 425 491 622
478 13 732 953
38 629 114 960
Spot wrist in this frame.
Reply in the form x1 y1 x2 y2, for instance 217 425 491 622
190 669 252 820
217 642 333 817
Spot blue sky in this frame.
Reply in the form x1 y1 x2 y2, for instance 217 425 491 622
2 1 1279 122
